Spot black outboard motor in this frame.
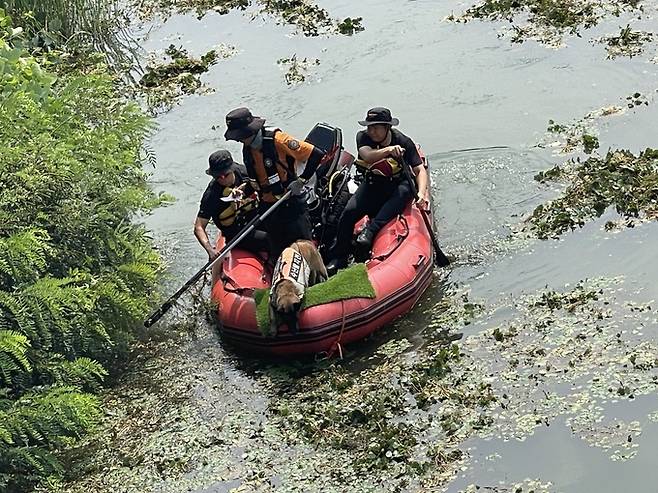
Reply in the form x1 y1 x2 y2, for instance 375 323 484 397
304 123 355 258
305 122 343 181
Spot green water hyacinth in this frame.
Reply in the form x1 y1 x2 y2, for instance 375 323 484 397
529 148 658 238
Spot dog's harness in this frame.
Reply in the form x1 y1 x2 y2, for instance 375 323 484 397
270 248 310 302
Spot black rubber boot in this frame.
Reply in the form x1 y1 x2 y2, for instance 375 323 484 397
355 228 374 250
326 256 348 276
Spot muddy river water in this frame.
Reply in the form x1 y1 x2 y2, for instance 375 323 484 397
57 1 658 492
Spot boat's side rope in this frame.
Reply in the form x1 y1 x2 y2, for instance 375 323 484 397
370 214 409 262
327 299 347 359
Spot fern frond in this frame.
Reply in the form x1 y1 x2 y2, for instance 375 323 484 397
0 330 31 385
0 290 38 342
3 386 101 448
40 355 107 392
0 229 51 289
141 143 158 168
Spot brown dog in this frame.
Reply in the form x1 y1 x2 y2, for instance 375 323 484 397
269 240 328 335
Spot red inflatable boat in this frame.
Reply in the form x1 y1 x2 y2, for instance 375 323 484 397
210 123 439 356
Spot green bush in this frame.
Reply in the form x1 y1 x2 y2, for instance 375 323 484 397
0 10 165 490
0 0 137 69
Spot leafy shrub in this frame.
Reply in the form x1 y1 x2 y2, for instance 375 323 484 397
1 10 165 490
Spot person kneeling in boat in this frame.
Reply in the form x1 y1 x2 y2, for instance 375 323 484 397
223 107 326 263
326 107 430 275
194 150 269 260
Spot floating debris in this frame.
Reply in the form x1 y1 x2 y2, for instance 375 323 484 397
460 478 555 493
463 277 658 458
452 0 644 47
259 0 363 36
599 24 654 59
134 0 249 20
337 17 365 35
139 44 235 113
625 91 649 108
135 0 364 37
540 106 624 155
525 148 658 238
276 54 320 84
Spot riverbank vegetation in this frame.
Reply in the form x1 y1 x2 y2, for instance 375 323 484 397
1 0 138 70
0 9 166 490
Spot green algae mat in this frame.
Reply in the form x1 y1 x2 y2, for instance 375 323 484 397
254 263 376 332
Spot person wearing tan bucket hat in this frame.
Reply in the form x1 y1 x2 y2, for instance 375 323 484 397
224 107 326 264
326 107 430 274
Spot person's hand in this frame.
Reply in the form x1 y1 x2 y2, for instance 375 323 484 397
287 177 307 196
387 145 404 159
229 183 246 201
416 190 430 211
207 247 220 261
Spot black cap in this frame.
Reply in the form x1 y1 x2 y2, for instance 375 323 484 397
206 150 236 177
224 107 266 141
358 107 399 126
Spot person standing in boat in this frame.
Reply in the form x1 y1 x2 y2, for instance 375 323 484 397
223 107 326 263
326 107 430 274
194 150 269 260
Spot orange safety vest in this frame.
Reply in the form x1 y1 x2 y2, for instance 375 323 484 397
243 127 314 203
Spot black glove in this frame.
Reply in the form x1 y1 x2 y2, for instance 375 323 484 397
287 177 307 196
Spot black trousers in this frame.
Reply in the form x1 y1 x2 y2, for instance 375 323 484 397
331 177 413 258
260 196 313 261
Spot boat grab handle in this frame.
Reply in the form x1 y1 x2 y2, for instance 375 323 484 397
413 255 427 269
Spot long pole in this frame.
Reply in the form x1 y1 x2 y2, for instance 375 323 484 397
399 155 450 267
144 191 292 327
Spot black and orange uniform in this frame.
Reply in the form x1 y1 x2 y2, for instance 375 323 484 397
242 127 324 260
197 164 269 253
330 128 422 259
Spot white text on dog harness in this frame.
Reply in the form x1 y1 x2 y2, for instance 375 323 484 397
270 248 310 300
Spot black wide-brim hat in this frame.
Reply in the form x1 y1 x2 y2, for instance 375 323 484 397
358 106 399 126
224 107 266 141
206 149 236 176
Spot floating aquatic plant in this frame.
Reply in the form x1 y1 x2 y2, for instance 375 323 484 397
135 0 364 37
453 0 644 47
600 24 654 59
527 148 658 238
276 53 320 85
139 44 234 113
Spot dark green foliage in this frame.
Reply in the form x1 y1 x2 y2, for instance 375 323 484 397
1 0 138 70
1 11 165 489
336 17 364 35
270 344 464 473
0 386 102 490
529 148 658 238
582 133 599 154
465 0 601 33
534 164 565 183
547 119 568 133
140 45 218 87
139 44 221 112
